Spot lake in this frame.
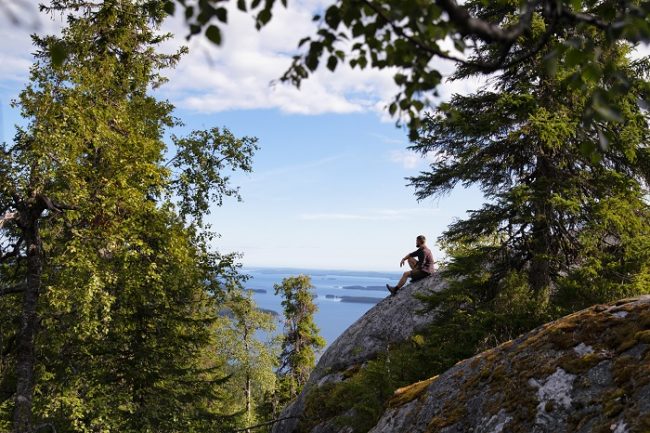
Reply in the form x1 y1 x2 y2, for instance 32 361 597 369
242 267 403 347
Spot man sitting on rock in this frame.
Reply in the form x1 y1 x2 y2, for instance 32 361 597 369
386 235 435 296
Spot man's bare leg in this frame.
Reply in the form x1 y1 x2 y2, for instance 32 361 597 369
387 257 419 295
396 270 411 289
387 269 412 295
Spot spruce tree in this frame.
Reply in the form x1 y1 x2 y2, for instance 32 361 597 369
409 4 650 348
0 1 259 431
273 275 325 404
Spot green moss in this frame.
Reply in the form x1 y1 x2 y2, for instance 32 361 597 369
634 330 650 344
602 388 626 418
560 352 603 374
426 406 466 432
299 298 650 433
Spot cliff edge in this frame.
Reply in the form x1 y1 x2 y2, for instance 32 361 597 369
272 274 446 433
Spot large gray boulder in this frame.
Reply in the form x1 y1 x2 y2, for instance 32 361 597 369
368 295 650 433
272 274 446 433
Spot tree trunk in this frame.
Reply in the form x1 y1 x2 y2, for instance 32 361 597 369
529 156 553 306
244 326 252 433
13 209 43 433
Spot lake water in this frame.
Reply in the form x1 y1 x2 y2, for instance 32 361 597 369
243 267 403 347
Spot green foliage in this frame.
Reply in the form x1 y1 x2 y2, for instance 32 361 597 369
169 127 258 225
215 289 279 429
299 326 482 433
168 0 650 140
0 1 267 432
273 275 325 402
407 12 650 367
300 16 650 433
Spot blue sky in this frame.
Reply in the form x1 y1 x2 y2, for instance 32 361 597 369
0 1 490 271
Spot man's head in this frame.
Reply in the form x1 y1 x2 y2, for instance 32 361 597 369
416 235 426 247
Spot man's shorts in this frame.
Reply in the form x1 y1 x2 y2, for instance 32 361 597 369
410 269 431 282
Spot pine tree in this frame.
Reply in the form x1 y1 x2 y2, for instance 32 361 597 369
0 1 258 431
408 4 650 348
273 275 325 405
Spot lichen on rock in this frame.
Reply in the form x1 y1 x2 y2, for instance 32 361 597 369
368 295 650 433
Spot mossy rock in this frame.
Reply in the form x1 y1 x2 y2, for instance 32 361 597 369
368 296 650 433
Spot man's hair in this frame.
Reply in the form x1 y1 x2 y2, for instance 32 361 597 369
417 235 426 243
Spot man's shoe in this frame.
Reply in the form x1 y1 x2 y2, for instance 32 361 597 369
386 284 397 296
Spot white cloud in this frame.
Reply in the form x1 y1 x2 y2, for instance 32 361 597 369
157 1 401 117
388 148 447 169
389 150 421 169
0 11 65 84
0 1 484 121
246 154 345 182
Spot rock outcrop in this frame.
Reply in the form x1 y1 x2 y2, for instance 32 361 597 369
371 295 650 433
272 274 446 433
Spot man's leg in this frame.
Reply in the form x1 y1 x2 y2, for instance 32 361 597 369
387 270 411 295
407 257 418 269
396 271 411 289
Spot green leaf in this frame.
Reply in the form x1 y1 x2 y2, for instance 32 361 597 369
326 55 338 71
50 41 67 68
325 6 341 29
592 101 623 123
184 5 194 19
215 7 228 23
542 49 559 77
565 48 585 68
163 1 175 16
205 25 222 45
581 64 601 82
257 9 272 27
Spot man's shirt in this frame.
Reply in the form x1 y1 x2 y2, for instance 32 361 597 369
409 246 435 274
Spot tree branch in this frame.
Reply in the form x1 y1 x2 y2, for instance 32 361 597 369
435 0 539 43
561 8 614 30
0 283 25 297
362 0 556 74
39 195 77 213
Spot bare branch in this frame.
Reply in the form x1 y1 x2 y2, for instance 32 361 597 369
39 195 77 213
561 8 614 30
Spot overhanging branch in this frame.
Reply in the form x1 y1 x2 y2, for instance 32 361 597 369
0 283 25 297
435 0 539 43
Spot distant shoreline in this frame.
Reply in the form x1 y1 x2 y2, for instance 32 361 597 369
243 266 402 280
324 294 383 304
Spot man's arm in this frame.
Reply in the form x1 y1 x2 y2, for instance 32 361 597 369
400 249 420 266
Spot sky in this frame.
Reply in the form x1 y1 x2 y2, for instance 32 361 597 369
0 1 490 271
